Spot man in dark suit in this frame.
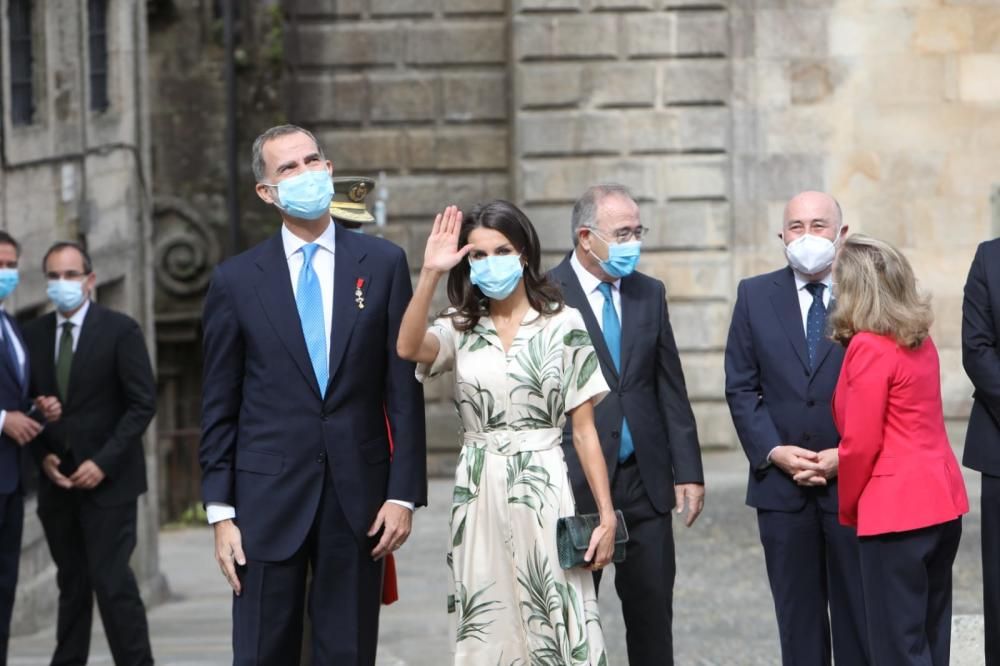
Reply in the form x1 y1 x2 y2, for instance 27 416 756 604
961 236 1000 664
550 184 704 666
724 191 868 665
23 241 157 666
0 231 60 666
200 124 426 665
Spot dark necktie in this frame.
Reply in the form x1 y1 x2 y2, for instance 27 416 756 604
1 316 22 387
57 322 74 400
805 282 827 369
597 282 634 462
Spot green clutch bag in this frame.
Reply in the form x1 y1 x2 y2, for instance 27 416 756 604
556 510 629 570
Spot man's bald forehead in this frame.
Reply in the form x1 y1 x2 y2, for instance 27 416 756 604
783 191 842 227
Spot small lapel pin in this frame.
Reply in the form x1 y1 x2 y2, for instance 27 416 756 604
355 277 366 310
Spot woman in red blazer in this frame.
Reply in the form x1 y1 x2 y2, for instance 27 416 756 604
830 234 968 666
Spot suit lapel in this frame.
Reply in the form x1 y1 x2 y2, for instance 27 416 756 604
254 232 322 400
1 312 27 396
326 224 365 394
39 314 57 393
552 256 619 385
769 268 811 373
7 313 28 397
66 304 100 406
618 275 639 379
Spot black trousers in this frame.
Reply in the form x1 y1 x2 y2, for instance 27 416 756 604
0 492 22 666
983 474 1000 665
593 458 676 666
38 495 152 666
232 467 383 666
858 518 962 666
757 499 870 666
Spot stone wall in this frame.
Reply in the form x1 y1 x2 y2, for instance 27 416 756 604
0 0 163 635
510 0 735 446
732 0 1000 442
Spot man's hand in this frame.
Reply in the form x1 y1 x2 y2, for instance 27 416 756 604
674 483 705 527
34 396 62 422
69 460 105 490
3 411 42 445
368 502 413 561
770 445 823 480
214 519 246 596
41 454 74 489
793 448 839 486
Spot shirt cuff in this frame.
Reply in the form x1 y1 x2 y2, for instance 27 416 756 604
206 502 236 524
387 499 415 512
760 445 781 470
0 410 6 438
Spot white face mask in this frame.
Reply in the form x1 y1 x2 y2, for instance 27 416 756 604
784 233 837 276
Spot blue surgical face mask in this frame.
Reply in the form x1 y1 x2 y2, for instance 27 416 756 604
0 269 19 300
265 169 334 220
469 255 524 301
47 280 86 313
590 233 641 279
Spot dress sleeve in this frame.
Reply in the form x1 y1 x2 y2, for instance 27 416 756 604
561 307 610 413
415 315 456 383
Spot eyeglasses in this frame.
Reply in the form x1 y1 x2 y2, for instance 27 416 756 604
588 225 647 243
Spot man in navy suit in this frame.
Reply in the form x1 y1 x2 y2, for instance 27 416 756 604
961 236 1000 664
724 191 868 665
0 231 59 666
199 125 426 665
550 184 705 666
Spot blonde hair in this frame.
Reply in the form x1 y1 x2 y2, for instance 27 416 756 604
829 234 933 349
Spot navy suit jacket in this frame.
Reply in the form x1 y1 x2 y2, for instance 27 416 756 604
550 256 703 515
0 312 29 496
962 238 1000 475
199 224 426 562
724 266 844 513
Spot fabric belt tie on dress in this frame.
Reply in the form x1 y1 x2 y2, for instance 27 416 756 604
462 429 563 456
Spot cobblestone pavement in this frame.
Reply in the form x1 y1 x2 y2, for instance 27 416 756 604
9 448 986 665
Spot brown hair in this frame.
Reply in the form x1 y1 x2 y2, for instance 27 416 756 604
445 200 563 332
829 234 933 349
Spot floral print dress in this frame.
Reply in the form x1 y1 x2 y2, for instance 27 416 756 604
417 305 611 666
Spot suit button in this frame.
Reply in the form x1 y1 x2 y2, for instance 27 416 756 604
317 452 326 463
612 431 620 440
802 434 812 442
807 400 816 407
321 414 329 422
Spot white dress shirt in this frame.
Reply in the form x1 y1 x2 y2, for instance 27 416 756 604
570 251 621 331
0 305 27 435
207 221 412 525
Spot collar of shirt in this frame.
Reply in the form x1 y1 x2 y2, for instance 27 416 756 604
281 218 336 262
570 250 620 297
56 298 91 329
793 271 833 294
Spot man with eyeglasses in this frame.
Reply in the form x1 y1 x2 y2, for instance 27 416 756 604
549 184 705 665
22 241 157 666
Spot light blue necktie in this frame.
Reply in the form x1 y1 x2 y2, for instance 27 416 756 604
597 282 634 462
805 282 827 369
296 243 328 397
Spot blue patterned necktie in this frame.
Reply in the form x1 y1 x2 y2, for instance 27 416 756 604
597 282 634 462
296 243 328 397
805 282 827 369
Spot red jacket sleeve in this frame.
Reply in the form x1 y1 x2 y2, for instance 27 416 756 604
837 335 894 526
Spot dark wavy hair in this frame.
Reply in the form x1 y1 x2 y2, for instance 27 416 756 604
445 200 563 332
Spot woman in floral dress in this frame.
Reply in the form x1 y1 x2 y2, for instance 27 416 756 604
398 201 618 665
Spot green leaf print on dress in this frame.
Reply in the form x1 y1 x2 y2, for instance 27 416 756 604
458 380 506 432
455 581 504 644
506 451 557 527
452 446 486 548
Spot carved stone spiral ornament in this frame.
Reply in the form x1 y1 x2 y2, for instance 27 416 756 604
153 196 222 298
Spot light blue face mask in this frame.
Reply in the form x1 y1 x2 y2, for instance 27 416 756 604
47 280 86 313
591 233 641 279
469 255 524 300
0 269 19 300
266 169 334 220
